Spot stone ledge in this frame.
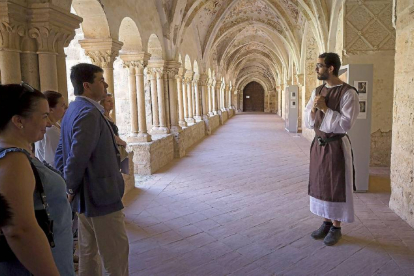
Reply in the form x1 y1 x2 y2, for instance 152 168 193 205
128 134 174 175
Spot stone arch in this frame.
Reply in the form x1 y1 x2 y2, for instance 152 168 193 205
148 34 162 60
119 17 142 52
71 0 111 39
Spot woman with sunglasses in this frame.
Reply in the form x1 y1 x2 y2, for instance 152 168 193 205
0 84 74 275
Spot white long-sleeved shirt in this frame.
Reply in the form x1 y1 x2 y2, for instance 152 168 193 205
304 84 360 134
35 125 61 167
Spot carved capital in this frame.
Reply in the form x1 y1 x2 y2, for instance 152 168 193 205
164 67 179 79
79 39 123 68
198 74 209 86
29 4 82 52
0 21 25 50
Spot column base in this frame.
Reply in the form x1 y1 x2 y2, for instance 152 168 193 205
152 126 170 134
170 125 182 133
186 118 195 125
128 133 152 143
208 112 214 116
179 120 188 127
194 115 203 122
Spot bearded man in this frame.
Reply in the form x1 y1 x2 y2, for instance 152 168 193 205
304 52 359 246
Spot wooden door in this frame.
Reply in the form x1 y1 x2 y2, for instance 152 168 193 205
243 82 264 112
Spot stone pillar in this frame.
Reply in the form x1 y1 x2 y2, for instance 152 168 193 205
155 68 169 133
56 48 69 101
80 39 123 123
199 74 209 118
165 61 181 133
176 67 187 127
148 69 159 132
123 53 153 142
295 74 304 131
121 59 139 137
214 81 222 115
0 19 23 84
208 80 213 115
135 62 152 142
185 70 195 124
193 78 202 121
182 76 188 120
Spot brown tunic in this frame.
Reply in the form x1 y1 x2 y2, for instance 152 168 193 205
308 83 356 202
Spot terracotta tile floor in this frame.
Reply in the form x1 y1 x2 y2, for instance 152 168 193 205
122 114 414 276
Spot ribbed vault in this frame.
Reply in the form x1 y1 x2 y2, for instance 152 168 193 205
159 0 330 99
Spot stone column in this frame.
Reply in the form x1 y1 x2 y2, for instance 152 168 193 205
0 20 24 84
28 27 59 91
0 21 23 84
80 39 123 123
165 61 181 133
121 58 139 138
214 81 222 115
155 69 169 133
208 80 213 115
120 53 153 142
135 62 152 142
185 70 195 124
193 78 202 121
176 67 187 127
182 76 188 120
199 74 209 119
147 69 159 132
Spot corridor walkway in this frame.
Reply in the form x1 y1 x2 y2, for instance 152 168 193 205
123 114 414 276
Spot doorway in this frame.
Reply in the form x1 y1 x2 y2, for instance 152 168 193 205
243 81 264 112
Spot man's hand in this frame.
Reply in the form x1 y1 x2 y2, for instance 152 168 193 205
313 95 328 113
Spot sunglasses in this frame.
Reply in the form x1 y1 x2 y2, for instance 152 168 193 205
20 81 35 92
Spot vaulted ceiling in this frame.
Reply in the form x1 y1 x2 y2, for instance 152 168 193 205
157 0 330 91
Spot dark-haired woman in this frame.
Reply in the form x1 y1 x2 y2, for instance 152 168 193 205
35 91 66 167
0 84 74 275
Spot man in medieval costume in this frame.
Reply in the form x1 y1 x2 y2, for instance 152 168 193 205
304 52 359 246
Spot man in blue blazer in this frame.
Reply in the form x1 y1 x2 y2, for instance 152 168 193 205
55 63 129 276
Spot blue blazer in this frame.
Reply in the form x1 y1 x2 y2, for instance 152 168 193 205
55 97 124 217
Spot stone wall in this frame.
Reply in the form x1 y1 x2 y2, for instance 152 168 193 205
220 110 229 124
129 134 174 175
209 114 221 133
389 0 414 229
182 121 206 151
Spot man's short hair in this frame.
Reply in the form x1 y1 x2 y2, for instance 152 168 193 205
70 63 103 96
319 53 341 77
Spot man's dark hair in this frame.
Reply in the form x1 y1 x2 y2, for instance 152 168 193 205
70 63 103 96
0 84 46 132
319 52 341 77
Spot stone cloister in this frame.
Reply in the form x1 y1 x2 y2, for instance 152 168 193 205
1 0 414 274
